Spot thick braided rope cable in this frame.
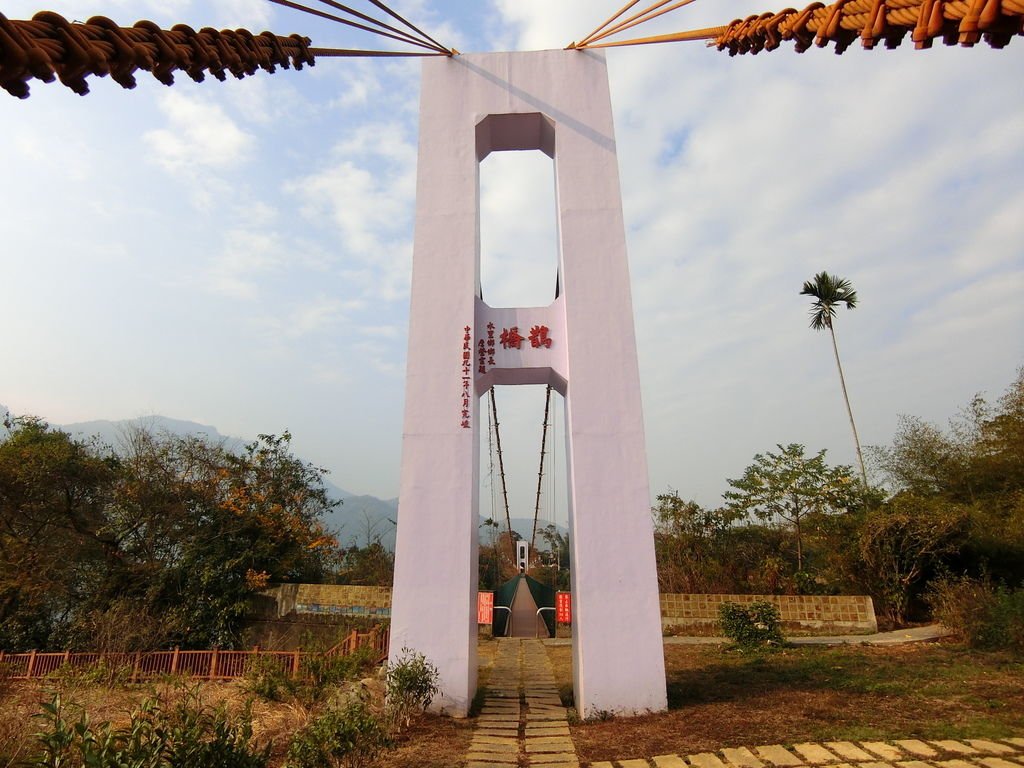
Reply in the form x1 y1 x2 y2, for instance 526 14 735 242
0 11 315 98
710 0 1023 53
571 0 1021 52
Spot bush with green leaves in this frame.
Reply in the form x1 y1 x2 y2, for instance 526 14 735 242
243 654 294 702
718 600 784 649
30 689 269 768
284 697 389 768
304 646 377 694
927 575 1024 653
385 649 439 731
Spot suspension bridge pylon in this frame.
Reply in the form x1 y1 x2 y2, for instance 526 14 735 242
389 49 667 718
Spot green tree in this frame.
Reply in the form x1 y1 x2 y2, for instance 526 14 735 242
0 419 342 650
0 417 119 649
869 414 966 498
801 271 868 488
535 523 570 592
652 492 739 593
857 494 969 625
128 429 340 648
868 368 1024 587
724 444 859 572
478 517 504 591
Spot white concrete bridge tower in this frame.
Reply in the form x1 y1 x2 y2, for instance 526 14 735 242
389 49 667 719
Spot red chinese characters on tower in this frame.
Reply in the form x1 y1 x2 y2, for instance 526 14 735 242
460 325 472 429
500 326 524 350
529 325 552 349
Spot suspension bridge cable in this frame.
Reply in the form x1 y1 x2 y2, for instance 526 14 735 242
488 388 515 560
576 1 646 47
576 27 723 49
571 0 1023 52
0 12 315 98
364 0 454 54
487 391 499 530
310 0 450 52
265 0 443 51
530 385 553 552
583 0 700 46
307 47 447 56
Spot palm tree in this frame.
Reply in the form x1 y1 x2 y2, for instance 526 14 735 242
800 271 868 488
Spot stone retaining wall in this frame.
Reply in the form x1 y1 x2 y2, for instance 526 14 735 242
257 584 393 619
660 593 877 634
257 585 877 635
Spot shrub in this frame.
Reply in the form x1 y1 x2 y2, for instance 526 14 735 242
30 689 270 768
385 649 439 731
927 575 1024 653
718 601 784 649
305 646 377 692
49 656 135 689
284 697 389 768
164 690 270 768
243 654 294 702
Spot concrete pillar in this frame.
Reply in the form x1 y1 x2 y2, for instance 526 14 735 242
389 49 667 718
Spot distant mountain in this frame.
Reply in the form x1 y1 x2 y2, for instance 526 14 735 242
54 413 401 547
3 410 566 553
62 415 235 449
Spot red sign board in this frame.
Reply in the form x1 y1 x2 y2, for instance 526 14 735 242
477 591 494 624
556 591 571 624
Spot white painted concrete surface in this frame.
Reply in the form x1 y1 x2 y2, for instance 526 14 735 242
390 49 667 717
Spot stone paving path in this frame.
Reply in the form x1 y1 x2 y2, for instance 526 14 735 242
589 737 1024 768
467 638 579 768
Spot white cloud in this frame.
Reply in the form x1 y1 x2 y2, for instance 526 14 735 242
286 122 417 302
204 229 284 299
144 91 254 172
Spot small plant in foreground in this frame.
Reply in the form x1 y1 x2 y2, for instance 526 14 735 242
284 696 389 768
30 688 270 768
385 648 439 731
244 653 294 702
718 600 784 650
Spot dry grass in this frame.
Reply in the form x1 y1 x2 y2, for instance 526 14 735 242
0 661 474 768
547 641 1024 764
5 640 1020 768
0 676 312 767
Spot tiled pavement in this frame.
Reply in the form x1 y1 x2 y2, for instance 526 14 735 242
588 738 1024 768
467 638 579 768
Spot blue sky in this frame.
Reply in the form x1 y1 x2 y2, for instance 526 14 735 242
2 1 1022 528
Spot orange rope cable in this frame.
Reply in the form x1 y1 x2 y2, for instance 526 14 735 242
311 0 448 51
265 0 440 50
571 0 1021 51
707 0 1023 54
583 26 725 47
582 0 687 45
574 0 645 47
583 0 701 45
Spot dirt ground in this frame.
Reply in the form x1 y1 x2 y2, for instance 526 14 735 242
3 640 1021 768
548 641 1024 764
